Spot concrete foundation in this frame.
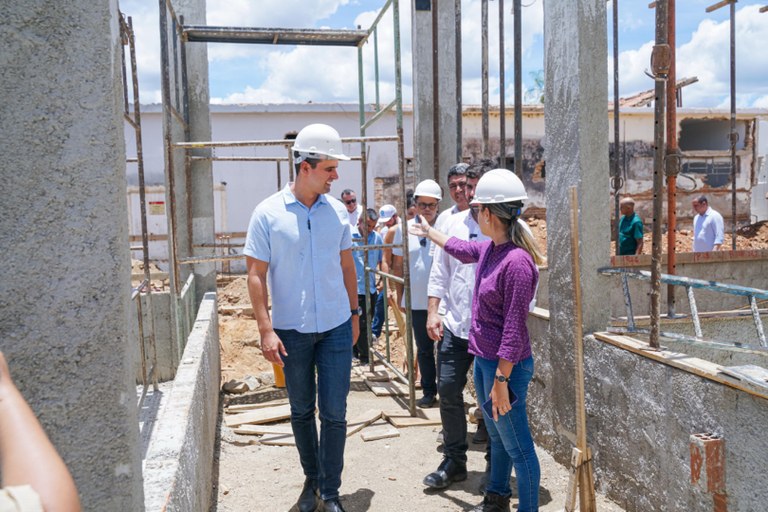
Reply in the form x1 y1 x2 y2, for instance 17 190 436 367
143 292 220 511
0 1 143 508
528 311 768 511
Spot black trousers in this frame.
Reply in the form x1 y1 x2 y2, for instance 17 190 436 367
437 326 474 464
354 292 377 363
412 309 437 397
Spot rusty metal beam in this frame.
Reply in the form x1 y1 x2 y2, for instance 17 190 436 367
183 26 368 46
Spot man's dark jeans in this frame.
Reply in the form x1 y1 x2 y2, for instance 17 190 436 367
354 292 377 363
275 319 352 500
437 327 474 463
412 309 437 398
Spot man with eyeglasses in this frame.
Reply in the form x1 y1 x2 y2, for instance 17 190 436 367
392 179 442 408
434 162 471 232
340 189 361 227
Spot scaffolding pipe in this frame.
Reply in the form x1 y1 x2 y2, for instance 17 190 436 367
650 0 668 349
612 0 621 256
455 0 463 163
513 0 522 177
666 0 679 317
499 0 506 169
481 0 489 158
432 2 440 183
173 135 398 148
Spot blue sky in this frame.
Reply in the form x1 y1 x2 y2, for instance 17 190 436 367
120 0 768 108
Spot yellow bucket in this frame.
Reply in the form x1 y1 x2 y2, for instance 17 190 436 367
272 363 286 388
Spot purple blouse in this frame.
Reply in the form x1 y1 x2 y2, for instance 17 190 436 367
443 237 538 363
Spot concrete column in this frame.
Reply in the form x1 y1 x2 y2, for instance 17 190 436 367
411 0 459 200
543 0 610 442
0 1 143 509
175 0 216 300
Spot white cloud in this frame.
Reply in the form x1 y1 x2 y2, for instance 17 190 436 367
613 5 768 108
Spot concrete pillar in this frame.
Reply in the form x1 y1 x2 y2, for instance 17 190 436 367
0 1 143 509
176 0 216 301
411 0 460 201
543 0 610 440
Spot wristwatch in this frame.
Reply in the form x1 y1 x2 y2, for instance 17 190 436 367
495 374 509 383
351 307 363 316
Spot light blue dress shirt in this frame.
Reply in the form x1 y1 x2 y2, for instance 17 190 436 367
352 229 383 295
244 185 353 333
693 207 724 252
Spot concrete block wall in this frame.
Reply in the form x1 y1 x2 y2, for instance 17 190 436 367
0 1 144 508
527 311 768 511
143 292 220 511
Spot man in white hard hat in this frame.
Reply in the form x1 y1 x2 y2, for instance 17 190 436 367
392 179 443 408
422 161 493 490
244 123 358 512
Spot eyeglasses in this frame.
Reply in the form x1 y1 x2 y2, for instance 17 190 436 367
416 201 438 210
448 181 467 190
344 198 357 205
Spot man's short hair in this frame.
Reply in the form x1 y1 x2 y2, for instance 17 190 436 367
447 163 470 181
466 159 495 180
366 208 378 222
341 189 355 198
694 195 708 205
293 151 320 174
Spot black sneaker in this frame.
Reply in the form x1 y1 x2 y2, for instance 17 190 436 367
417 394 437 408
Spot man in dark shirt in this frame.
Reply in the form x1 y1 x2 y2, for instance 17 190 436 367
618 197 644 256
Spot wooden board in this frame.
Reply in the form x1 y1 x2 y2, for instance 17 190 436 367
382 407 442 427
361 369 393 382
258 433 296 446
234 424 293 436
225 399 289 414
225 404 291 428
361 424 400 442
365 379 409 396
346 409 382 437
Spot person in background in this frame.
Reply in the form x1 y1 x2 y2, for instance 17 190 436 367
692 195 724 252
0 351 81 512
423 161 490 490
352 208 383 366
411 169 545 512
371 204 399 341
405 190 417 220
245 123 358 512
392 179 443 408
434 162 471 231
340 189 361 227
617 197 644 256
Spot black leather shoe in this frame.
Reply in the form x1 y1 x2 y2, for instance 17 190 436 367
470 492 511 512
472 419 489 444
297 478 320 512
322 498 347 512
423 458 468 489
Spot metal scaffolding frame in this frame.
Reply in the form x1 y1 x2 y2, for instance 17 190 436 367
120 13 159 407
157 0 419 414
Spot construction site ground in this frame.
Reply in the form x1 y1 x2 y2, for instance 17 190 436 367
213 276 627 512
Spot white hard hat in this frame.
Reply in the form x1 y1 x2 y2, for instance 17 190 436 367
413 179 442 200
291 123 350 162
470 168 527 205
377 204 397 224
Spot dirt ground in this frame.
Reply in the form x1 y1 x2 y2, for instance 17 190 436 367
213 279 626 512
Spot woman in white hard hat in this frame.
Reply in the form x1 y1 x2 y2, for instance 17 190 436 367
410 169 544 512
392 179 443 408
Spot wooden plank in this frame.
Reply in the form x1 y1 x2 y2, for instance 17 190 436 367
382 407 442 427
362 369 393 382
365 379 408 396
234 424 293 436
361 424 400 442
259 432 296 446
346 409 382 437
225 404 291 428
564 447 582 512
226 398 289 414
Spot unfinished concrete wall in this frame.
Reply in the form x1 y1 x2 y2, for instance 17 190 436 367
411 0 460 199
528 314 768 511
0 1 143 509
542 0 610 453
143 292 220 511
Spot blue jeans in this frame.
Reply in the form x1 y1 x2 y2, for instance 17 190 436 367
371 290 385 338
275 319 353 500
475 356 540 512
437 327 474 464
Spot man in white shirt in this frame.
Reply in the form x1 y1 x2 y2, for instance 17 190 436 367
692 195 725 252
434 162 471 232
340 188 361 227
